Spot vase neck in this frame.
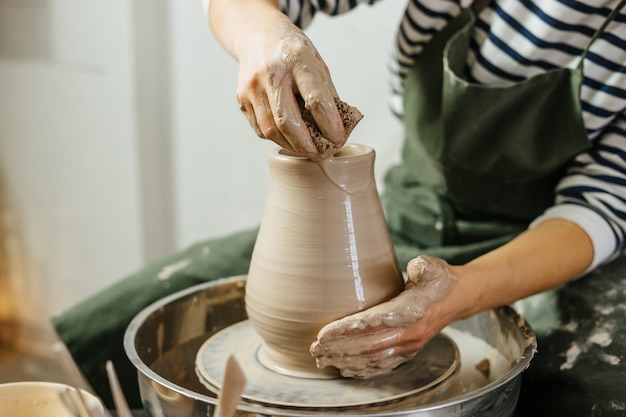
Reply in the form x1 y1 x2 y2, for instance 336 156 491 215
270 144 376 195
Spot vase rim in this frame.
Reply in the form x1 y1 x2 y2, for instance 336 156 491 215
273 143 374 160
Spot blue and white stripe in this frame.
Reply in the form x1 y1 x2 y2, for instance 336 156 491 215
280 0 626 269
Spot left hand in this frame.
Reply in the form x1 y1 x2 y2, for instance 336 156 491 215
309 255 458 378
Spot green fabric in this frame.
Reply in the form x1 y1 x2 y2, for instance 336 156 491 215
383 7 589 265
383 164 525 267
440 14 588 218
384 6 626 416
514 256 626 417
52 228 258 408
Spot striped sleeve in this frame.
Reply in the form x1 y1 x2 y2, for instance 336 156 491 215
388 0 468 116
434 0 626 271
513 2 626 272
279 0 381 28
532 112 626 272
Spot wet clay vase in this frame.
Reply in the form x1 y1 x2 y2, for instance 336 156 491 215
246 143 404 378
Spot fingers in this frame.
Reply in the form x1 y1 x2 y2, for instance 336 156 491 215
315 290 431 343
278 22 346 148
271 83 320 156
312 335 423 379
293 73 345 147
238 101 264 139
237 85 296 152
310 309 431 379
316 311 392 342
318 349 417 379
238 78 343 159
237 76 326 158
406 254 456 284
235 20 354 158
312 326 404 356
238 86 322 157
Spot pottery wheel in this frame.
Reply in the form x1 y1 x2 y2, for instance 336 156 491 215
195 320 460 409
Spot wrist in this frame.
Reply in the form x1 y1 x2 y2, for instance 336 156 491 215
438 218 594 325
428 264 482 329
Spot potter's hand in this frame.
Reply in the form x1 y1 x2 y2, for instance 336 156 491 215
236 18 349 160
310 255 458 378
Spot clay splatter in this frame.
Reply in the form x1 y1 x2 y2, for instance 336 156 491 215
560 324 618 370
599 353 621 366
561 342 581 370
588 330 613 347
556 276 626 372
560 321 579 332
158 258 192 281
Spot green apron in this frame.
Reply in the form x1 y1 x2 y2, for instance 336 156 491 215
52 2 626 414
382 3 626 416
383 2 617 267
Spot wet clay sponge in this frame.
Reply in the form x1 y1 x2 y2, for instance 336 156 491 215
299 96 364 157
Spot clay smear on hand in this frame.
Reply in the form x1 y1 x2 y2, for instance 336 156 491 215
299 96 363 158
310 255 458 378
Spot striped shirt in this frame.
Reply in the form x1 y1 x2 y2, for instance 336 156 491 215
280 0 626 272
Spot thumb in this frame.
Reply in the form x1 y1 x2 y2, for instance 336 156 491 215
406 255 457 301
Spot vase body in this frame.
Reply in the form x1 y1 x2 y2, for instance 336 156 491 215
246 143 404 378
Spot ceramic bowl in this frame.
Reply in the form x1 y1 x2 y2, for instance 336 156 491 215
0 381 105 417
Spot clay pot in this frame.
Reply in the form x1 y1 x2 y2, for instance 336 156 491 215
246 144 404 378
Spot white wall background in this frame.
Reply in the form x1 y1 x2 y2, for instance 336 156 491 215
0 0 405 316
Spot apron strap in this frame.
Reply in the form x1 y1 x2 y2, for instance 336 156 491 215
577 0 626 68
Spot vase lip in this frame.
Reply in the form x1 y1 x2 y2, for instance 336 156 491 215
271 143 374 161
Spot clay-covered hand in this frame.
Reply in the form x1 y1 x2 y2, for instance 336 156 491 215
310 255 458 378
236 18 350 160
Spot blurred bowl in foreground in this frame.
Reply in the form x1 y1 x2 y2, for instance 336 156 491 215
0 381 105 417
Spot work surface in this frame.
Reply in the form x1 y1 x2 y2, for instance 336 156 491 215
514 255 626 416
4 254 626 416
119 247 626 417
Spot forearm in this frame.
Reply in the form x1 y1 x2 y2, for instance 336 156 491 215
208 0 285 61
444 218 593 322
310 219 595 376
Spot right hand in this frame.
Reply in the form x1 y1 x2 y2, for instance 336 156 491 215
310 255 459 378
235 18 347 159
